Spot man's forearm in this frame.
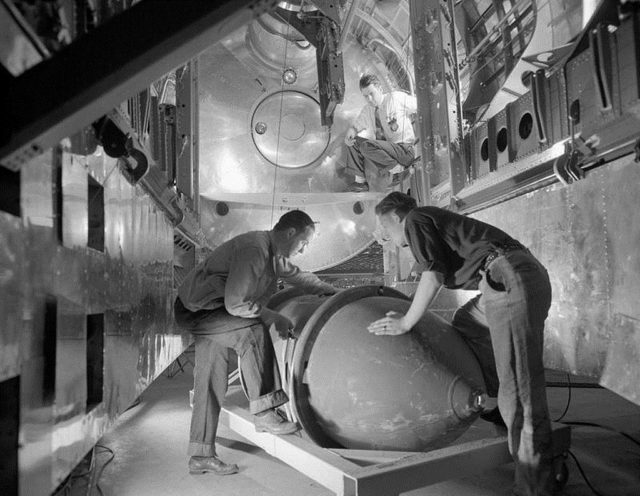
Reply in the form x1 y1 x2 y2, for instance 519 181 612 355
402 271 443 329
285 271 336 295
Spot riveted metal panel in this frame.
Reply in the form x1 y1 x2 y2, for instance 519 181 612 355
565 28 619 140
471 154 640 405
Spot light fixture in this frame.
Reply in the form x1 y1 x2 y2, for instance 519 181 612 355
282 67 297 85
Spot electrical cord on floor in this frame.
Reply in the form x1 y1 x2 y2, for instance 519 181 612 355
561 420 640 496
567 450 606 496
86 444 115 496
546 374 640 496
549 373 640 446
53 446 98 495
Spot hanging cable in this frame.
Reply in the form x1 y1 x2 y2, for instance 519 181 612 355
269 19 293 227
567 450 606 496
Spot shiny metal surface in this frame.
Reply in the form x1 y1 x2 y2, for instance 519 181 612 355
471 154 640 405
6 145 189 495
3 4 640 496
251 89 330 167
270 287 486 451
1 0 276 171
197 3 419 268
0 213 23 383
199 195 381 270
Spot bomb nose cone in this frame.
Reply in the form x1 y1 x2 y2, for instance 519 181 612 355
269 286 487 452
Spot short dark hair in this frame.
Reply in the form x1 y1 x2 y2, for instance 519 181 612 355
273 210 316 232
359 73 381 90
374 192 417 220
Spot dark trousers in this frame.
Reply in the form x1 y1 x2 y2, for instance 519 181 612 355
174 298 287 457
451 250 555 496
345 136 414 180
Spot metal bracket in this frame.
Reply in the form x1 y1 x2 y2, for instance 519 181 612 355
552 102 601 186
271 2 345 126
93 110 150 183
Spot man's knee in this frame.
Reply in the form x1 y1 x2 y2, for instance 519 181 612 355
234 323 269 357
359 139 381 154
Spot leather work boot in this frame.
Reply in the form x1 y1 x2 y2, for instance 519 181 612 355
188 456 239 475
254 409 299 435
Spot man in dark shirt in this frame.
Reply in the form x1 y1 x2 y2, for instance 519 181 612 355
175 210 336 476
367 192 555 496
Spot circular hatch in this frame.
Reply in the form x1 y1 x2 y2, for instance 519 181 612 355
251 90 330 168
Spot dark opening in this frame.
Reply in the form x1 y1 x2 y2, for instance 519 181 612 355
54 160 63 243
352 201 364 215
0 376 19 496
518 112 533 140
496 128 508 152
0 166 20 217
480 138 489 162
43 297 57 405
87 176 104 252
570 99 581 124
215 201 229 216
86 314 104 412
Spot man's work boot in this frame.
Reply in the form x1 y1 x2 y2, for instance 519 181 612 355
188 456 239 475
254 409 299 435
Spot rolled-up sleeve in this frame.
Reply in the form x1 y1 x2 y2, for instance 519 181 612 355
224 246 266 318
278 257 336 295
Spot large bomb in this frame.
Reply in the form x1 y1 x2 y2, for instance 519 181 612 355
268 286 487 452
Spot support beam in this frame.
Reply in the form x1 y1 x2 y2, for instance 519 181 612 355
410 0 456 203
2 0 277 170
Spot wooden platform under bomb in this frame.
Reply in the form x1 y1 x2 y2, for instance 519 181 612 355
220 389 571 496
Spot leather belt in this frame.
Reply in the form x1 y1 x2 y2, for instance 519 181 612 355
483 243 526 270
